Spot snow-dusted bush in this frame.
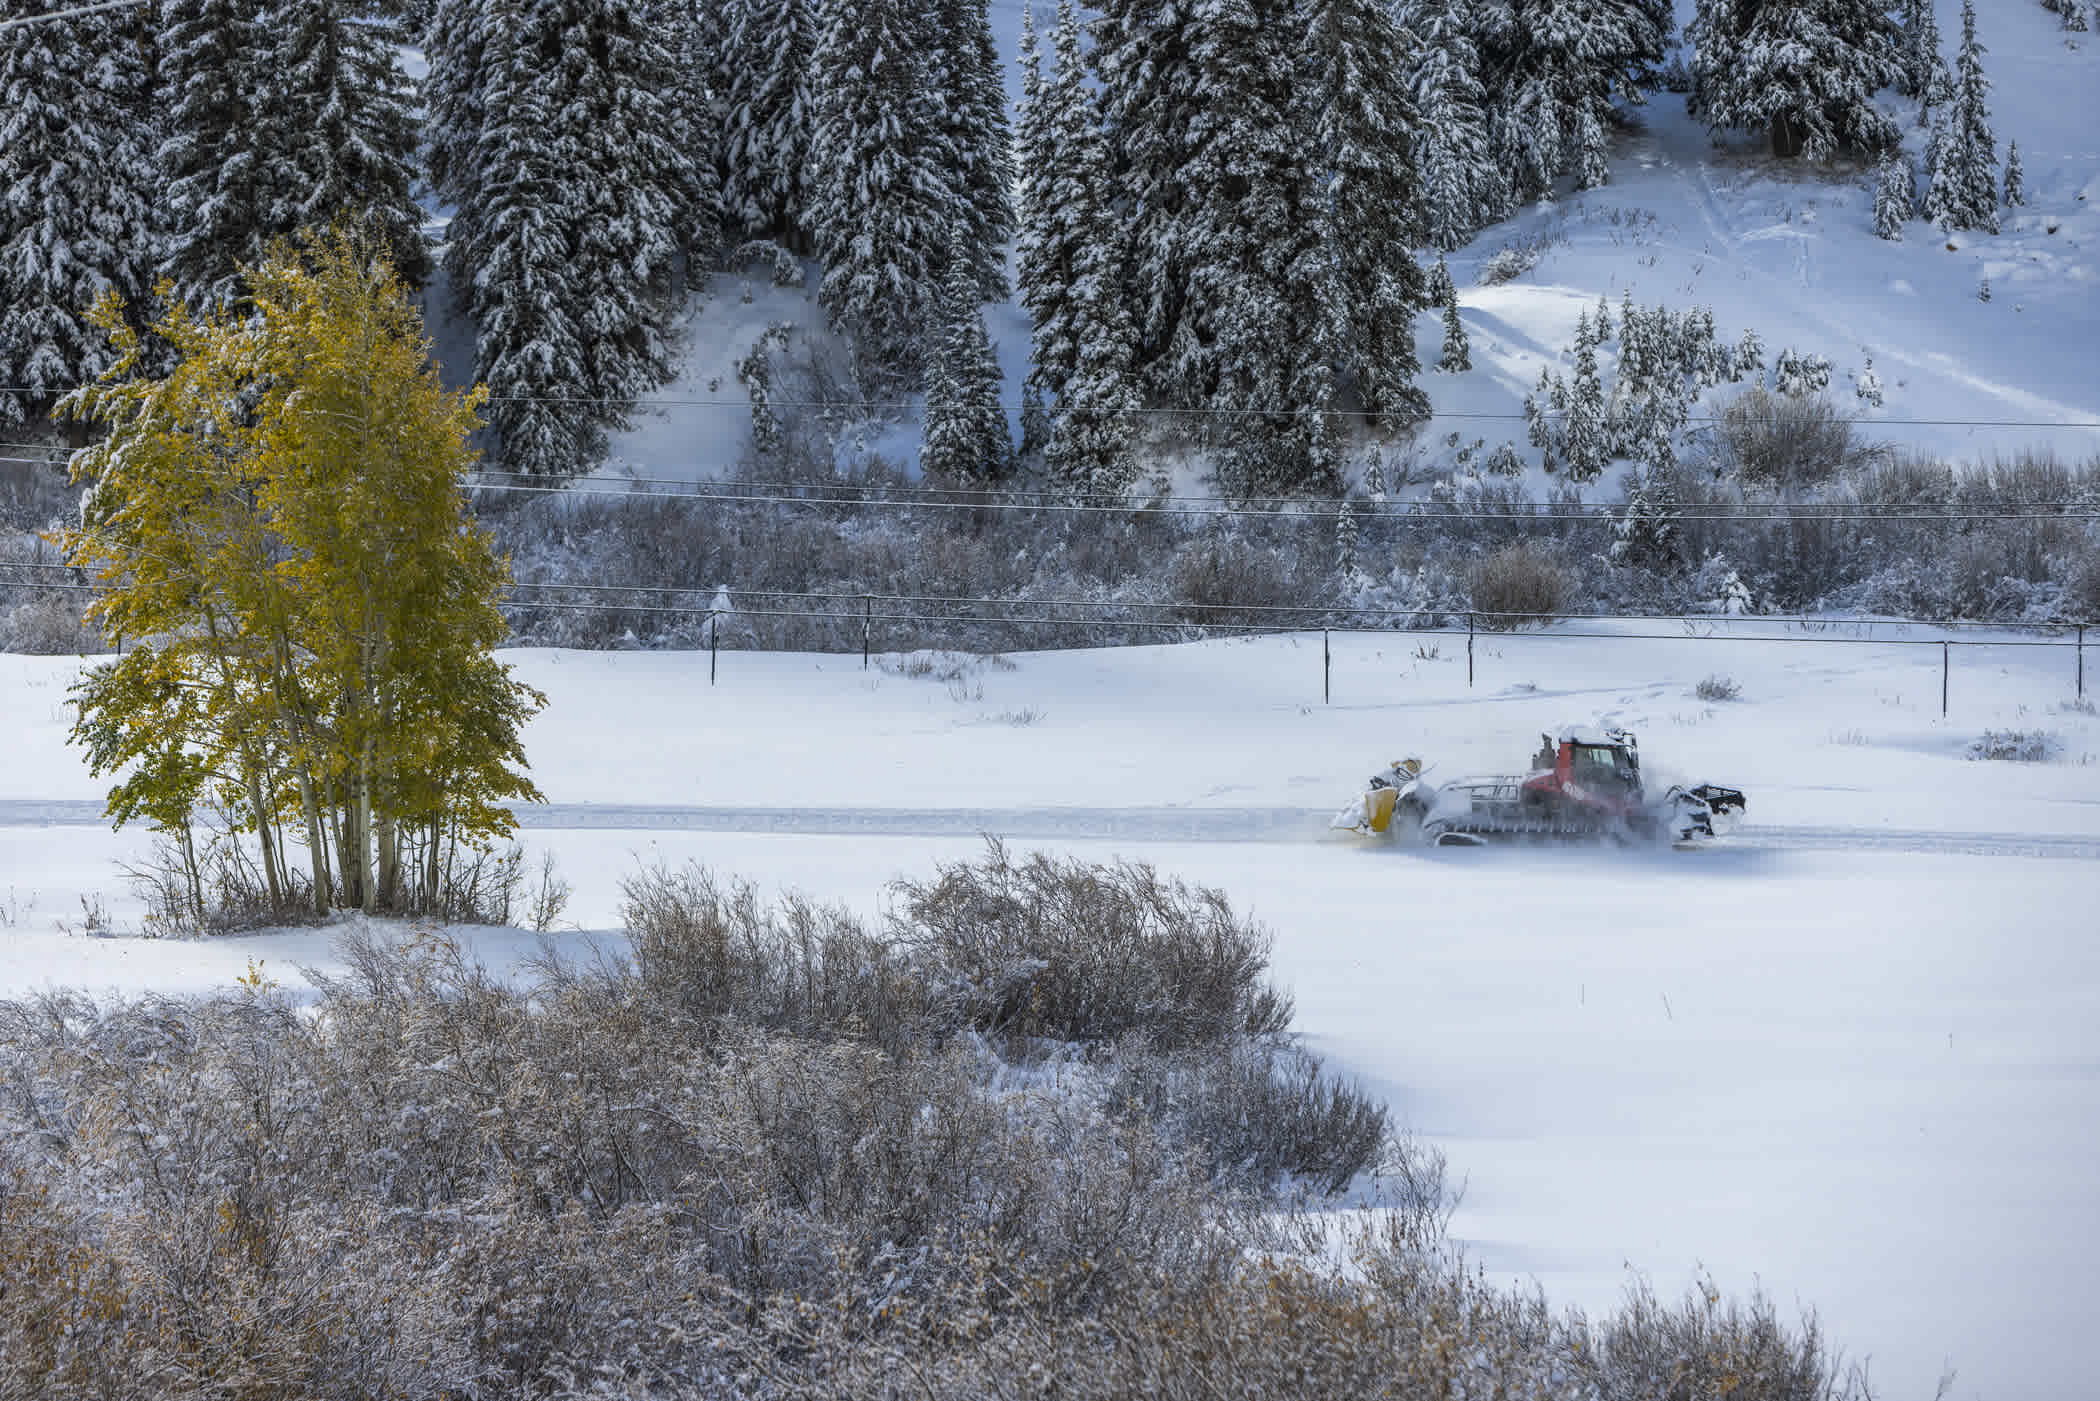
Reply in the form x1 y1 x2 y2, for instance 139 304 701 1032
1969 729 2057 761
895 841 1294 1051
1466 542 1569 627
1708 386 1873 487
1696 673 1744 701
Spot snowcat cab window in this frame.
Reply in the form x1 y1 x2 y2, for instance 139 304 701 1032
1575 746 1633 790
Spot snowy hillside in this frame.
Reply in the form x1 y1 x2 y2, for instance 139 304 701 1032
5 623 2097 1401
596 0 2100 487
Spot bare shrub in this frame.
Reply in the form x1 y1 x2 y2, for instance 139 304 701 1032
892 841 1293 1050
619 863 953 1049
1589 1273 1863 1401
1696 673 1743 701
1710 387 1878 488
1115 1043 1390 1193
1466 543 1568 628
1169 534 1302 628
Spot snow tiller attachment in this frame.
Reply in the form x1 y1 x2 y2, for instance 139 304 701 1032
1332 727 1745 848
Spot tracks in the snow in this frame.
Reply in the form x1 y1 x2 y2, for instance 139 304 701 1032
7 798 2099 860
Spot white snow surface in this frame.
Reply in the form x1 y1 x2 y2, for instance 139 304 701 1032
4 623 2097 1401
580 0 2099 490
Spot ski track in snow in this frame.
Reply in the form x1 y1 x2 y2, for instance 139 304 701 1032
9 799 2097 861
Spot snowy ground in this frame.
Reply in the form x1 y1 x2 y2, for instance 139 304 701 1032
582 0 2100 490
4 623 2097 1401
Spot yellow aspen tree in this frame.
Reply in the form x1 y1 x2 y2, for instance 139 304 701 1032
64 229 545 920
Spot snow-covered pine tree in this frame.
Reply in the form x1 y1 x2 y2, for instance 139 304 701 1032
808 0 949 374
921 244 1011 483
158 0 273 310
716 0 816 245
1189 0 1336 496
1090 0 1205 382
2004 139 2024 206
1015 4 1067 413
1895 0 1943 98
262 0 429 285
1334 497 1359 577
1475 0 1670 200
928 0 1015 303
0 0 159 424
1855 355 1884 407
1298 0 1431 432
1928 0 1998 233
1561 318 1610 483
423 0 489 225
1593 293 1614 346
1687 0 1899 160
1042 70 1142 500
1875 145 1914 238
1438 277 1471 372
1404 0 1508 248
1484 441 1524 476
1426 253 1455 309
463 0 598 475
1025 0 1129 473
454 0 697 475
1732 326 1764 382
1610 460 1682 572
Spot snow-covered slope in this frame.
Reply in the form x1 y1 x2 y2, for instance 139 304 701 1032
599 0 2099 486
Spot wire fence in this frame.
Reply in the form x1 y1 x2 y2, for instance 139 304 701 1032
3 557 2087 709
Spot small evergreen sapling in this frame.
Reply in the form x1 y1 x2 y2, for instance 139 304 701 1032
1435 259 1470 372
1875 146 1914 238
1855 356 1884 408
2004 140 2024 207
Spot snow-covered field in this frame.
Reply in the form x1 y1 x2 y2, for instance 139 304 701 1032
4 623 2096 1401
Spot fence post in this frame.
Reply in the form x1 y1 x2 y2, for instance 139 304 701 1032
1324 630 1331 705
1467 612 1475 689
2080 626 2086 701
1942 640 1949 718
710 612 718 686
862 594 871 670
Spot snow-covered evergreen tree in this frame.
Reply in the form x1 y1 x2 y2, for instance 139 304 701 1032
263 0 429 284
929 0 1015 302
2004 139 2024 206
158 0 272 310
1404 0 1508 248
1042 96 1142 500
1023 0 1127 464
462 0 598 474
1926 0 1998 233
1611 461 1682 572
808 0 949 374
1334 497 1359 577
1875 145 1914 238
1560 318 1610 483
921 246 1011 483
1855 355 1883 407
423 0 490 226
1483 441 1524 476
1426 252 1455 309
450 0 698 475
716 0 816 245
1687 0 1900 159
0 0 159 423
1895 0 1944 98
1475 0 1670 200
1298 0 1431 431
1772 347 1831 396
1437 274 1471 373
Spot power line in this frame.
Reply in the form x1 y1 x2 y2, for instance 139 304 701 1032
0 0 147 31
464 477 2100 523
8 385 2098 429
